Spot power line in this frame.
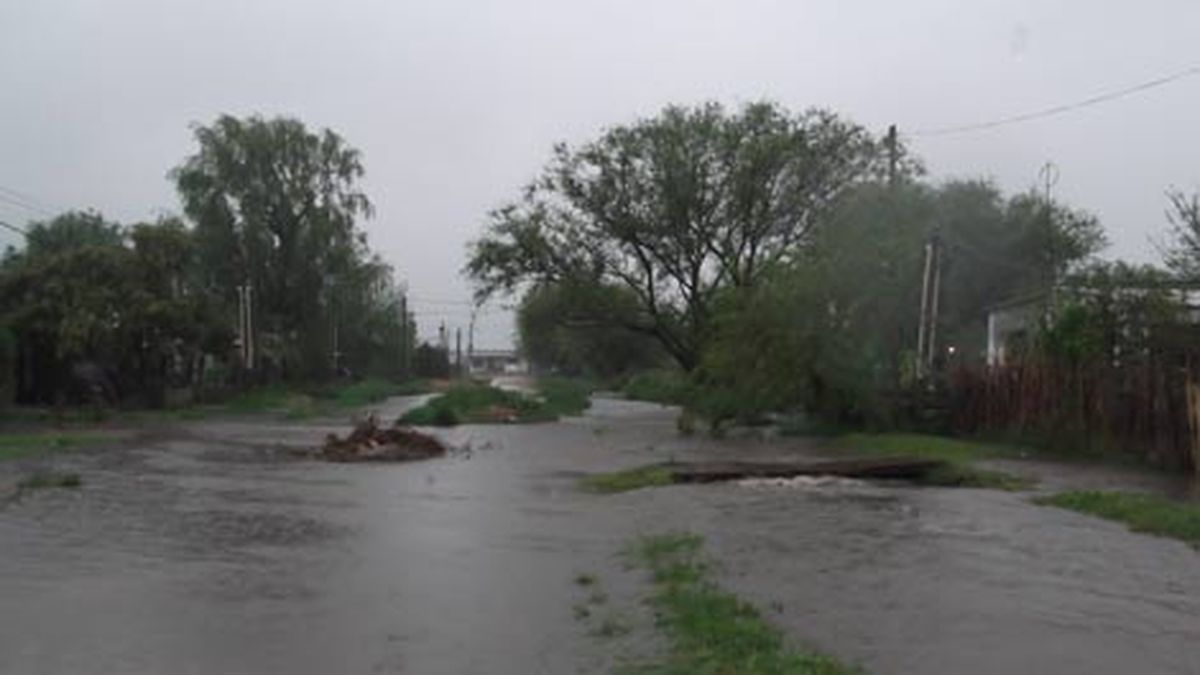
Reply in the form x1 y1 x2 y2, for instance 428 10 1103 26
0 219 28 237
912 64 1200 137
0 185 58 217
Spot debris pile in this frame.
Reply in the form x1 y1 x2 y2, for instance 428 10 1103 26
315 415 447 463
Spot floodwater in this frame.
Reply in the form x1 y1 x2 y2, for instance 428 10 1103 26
1 397 1198 674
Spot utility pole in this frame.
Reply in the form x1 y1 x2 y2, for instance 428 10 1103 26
236 283 255 373
915 229 942 380
928 231 942 374
886 124 899 186
399 294 408 379
455 328 462 378
916 239 933 379
327 275 340 377
1039 161 1060 307
468 307 477 374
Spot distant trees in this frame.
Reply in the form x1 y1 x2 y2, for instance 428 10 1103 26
0 115 415 406
173 115 385 379
697 179 1108 424
516 280 663 378
1163 189 1200 279
467 102 899 370
0 212 220 404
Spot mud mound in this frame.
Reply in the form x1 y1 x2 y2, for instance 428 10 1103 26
314 415 447 463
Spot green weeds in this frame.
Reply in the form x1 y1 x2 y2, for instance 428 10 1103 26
580 465 674 494
623 533 856 674
1034 490 1200 548
0 432 110 461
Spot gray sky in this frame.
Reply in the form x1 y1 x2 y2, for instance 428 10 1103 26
3 0 1199 348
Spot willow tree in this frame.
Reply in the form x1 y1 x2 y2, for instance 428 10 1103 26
466 102 896 369
173 115 374 375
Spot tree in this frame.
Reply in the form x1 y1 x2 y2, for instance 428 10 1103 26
0 213 228 404
0 212 134 402
698 178 1109 424
467 102 898 369
517 279 663 377
173 115 374 377
1163 189 1200 279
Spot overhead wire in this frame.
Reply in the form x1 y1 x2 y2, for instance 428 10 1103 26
0 219 28 237
911 64 1200 137
0 184 59 217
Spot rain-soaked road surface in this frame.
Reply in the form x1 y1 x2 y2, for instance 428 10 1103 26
1 396 1198 674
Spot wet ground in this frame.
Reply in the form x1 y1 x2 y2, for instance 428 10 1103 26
1 397 1198 674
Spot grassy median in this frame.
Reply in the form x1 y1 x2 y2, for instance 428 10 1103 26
623 533 857 675
1035 490 1200 549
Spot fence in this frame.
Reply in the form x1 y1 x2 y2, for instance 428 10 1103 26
947 360 1198 474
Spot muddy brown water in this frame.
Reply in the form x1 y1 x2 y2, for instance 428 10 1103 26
1 397 1198 674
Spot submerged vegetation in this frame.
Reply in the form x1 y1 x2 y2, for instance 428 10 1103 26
581 465 674 494
1035 491 1200 548
400 378 591 426
624 533 856 675
836 433 1033 491
0 432 110 461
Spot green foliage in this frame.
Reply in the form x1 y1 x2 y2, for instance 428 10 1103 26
518 280 663 378
1035 491 1200 548
1 116 417 407
329 377 424 408
625 533 857 675
535 377 593 417
1163 190 1200 279
0 432 110 461
580 465 674 493
400 380 585 426
916 464 1033 491
836 433 1033 491
174 114 408 381
468 101 895 370
1041 261 1186 364
694 177 1109 427
835 433 1023 463
623 370 693 405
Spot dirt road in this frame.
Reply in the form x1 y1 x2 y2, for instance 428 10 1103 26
1 397 1197 674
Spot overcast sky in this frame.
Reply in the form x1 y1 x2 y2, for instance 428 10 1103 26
3 1 1199 348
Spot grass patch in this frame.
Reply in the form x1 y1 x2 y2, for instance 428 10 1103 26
836 432 1032 492
536 377 593 417
0 432 110 461
17 471 82 491
624 533 856 675
581 465 674 494
400 380 584 426
916 464 1034 491
1034 490 1200 549
836 433 1022 463
222 378 431 419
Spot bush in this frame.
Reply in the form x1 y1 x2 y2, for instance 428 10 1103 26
622 369 692 405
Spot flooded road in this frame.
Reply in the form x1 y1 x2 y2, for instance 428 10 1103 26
1 397 1198 674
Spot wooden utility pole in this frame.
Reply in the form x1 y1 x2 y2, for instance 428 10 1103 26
927 231 942 373
236 283 255 372
916 240 933 379
886 124 899 186
455 328 463 378
915 230 943 380
399 294 409 378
